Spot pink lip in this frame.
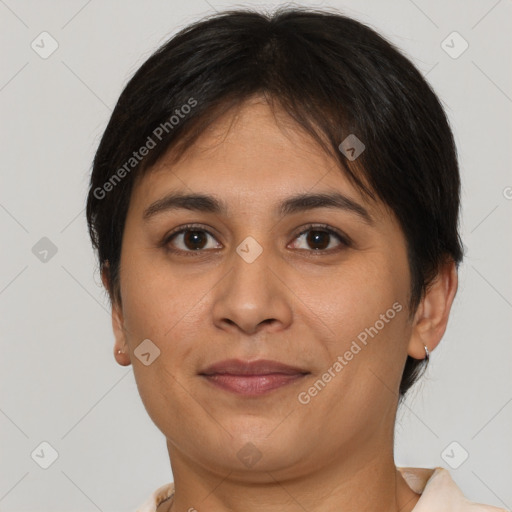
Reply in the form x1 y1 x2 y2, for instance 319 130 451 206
199 359 309 396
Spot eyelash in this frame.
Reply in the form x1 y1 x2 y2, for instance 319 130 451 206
161 223 352 257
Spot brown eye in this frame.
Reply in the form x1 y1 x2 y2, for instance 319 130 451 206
306 230 331 250
182 230 208 250
290 225 350 252
163 223 349 256
165 227 222 253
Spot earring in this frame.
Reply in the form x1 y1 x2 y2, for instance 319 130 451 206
424 345 430 361
117 349 123 355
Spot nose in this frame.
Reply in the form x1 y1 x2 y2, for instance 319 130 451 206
211 240 293 335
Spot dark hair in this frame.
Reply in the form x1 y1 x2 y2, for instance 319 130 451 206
86 6 463 397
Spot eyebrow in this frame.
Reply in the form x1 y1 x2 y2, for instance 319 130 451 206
142 191 373 224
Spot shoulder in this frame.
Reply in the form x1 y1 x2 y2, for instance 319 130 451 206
398 467 509 512
135 482 175 512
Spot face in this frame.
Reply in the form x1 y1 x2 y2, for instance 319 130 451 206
111 96 417 480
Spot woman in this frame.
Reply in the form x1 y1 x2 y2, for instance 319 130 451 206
86 6 506 511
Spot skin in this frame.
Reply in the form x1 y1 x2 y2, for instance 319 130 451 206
103 95 458 512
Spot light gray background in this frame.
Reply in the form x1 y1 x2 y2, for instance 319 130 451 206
1 0 511 510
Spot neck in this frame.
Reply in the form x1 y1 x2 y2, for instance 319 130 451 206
163 440 420 512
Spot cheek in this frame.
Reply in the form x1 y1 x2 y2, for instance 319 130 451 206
119 245 198 338
118 249 221 385
299 251 411 403
117 258 206 433
303 251 408 345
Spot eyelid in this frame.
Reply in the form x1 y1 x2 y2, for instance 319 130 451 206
291 223 352 248
162 222 352 254
161 223 221 253
164 223 218 240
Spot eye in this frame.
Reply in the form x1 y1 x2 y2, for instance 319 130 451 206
163 224 222 254
289 224 350 252
162 223 350 256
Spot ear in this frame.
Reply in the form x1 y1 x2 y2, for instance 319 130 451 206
101 263 131 367
407 259 458 359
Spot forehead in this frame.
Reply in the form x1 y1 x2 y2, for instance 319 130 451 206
130 97 382 217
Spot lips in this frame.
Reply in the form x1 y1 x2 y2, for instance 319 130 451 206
199 359 308 376
199 359 310 396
